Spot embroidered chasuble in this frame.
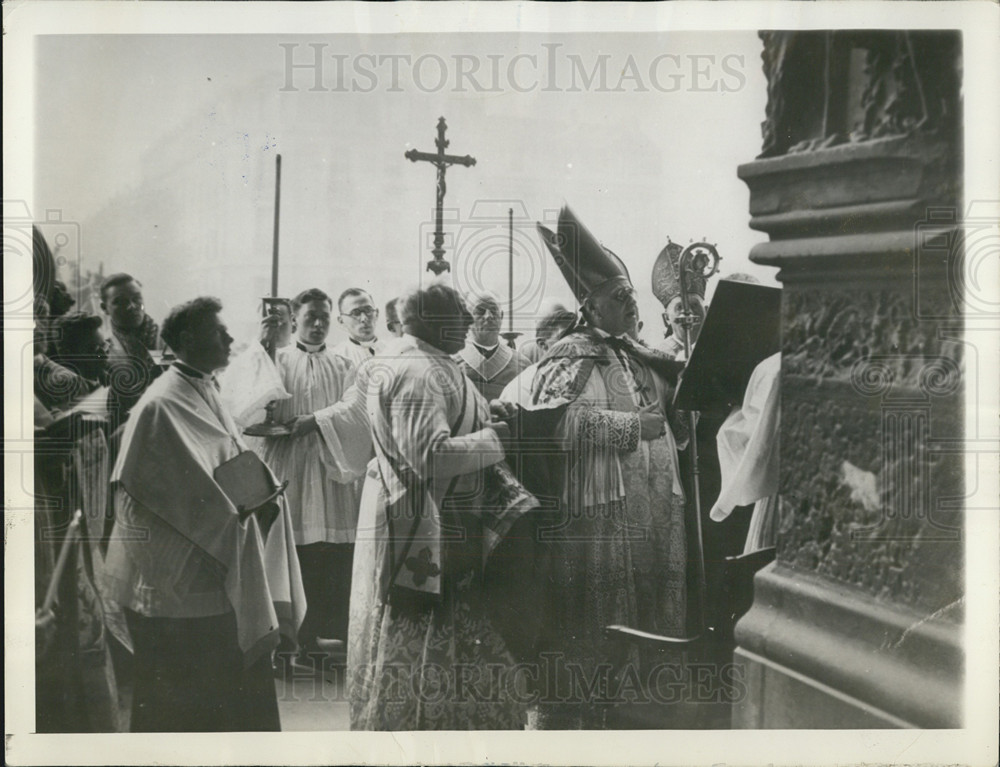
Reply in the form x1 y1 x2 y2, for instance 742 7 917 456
456 341 531 401
528 327 688 726
348 334 537 730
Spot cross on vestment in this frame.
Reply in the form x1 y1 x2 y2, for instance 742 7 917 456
404 117 477 275
404 547 441 587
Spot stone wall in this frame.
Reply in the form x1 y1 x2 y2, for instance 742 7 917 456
733 30 964 729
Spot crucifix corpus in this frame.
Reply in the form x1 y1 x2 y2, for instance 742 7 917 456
405 117 477 275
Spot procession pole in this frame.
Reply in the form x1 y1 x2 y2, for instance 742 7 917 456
677 241 720 637
244 152 292 437
271 153 281 297
507 209 515 348
501 208 520 350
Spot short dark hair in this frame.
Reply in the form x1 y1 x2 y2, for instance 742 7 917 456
99 273 141 302
399 284 468 325
292 288 332 313
337 287 371 313
161 296 223 352
54 312 103 353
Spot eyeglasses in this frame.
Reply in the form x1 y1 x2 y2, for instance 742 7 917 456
342 307 378 320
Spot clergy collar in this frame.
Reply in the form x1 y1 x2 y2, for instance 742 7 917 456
296 340 326 353
349 336 378 348
473 342 499 359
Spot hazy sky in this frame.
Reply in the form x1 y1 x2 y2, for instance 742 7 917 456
35 32 774 344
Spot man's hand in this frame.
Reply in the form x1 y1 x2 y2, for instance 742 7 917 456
638 402 665 441
285 414 318 437
259 312 283 348
489 399 518 422
488 420 512 445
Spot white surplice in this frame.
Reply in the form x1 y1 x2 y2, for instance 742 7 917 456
223 342 360 546
330 337 383 369
711 352 781 553
104 365 305 662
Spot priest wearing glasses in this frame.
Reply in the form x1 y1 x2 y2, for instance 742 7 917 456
331 288 384 365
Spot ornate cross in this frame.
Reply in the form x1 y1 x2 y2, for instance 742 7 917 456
404 547 441 586
405 117 477 275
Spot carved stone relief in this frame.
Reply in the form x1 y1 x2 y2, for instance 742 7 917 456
759 31 961 158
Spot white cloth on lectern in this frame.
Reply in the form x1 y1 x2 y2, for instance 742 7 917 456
710 352 780 523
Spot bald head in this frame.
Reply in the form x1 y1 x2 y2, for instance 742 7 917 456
468 292 504 347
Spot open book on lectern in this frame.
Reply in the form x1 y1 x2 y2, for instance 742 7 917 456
674 280 781 414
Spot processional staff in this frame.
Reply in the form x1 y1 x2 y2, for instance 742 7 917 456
653 239 721 636
500 208 520 349
270 153 282 298
244 152 292 437
680 242 720 634
404 117 477 275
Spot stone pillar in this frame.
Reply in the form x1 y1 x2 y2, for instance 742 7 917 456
733 31 964 728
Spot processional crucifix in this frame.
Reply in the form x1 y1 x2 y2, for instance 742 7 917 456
405 117 477 275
